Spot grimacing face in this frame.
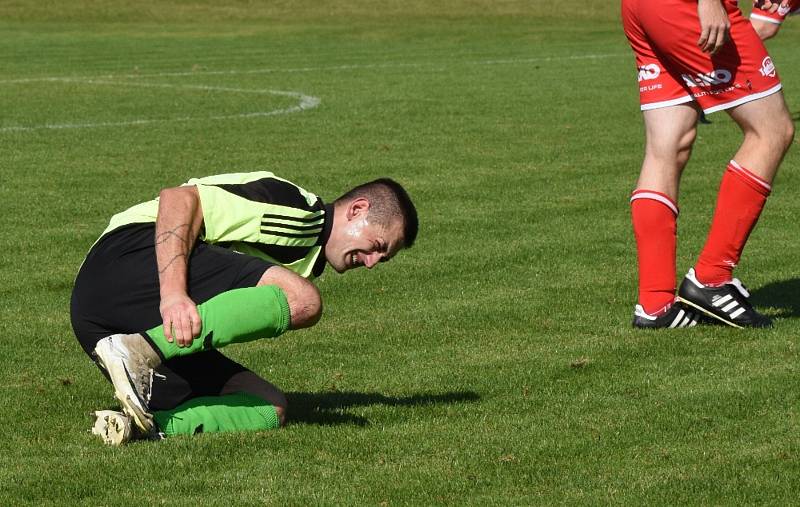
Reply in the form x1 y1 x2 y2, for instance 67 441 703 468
325 198 405 273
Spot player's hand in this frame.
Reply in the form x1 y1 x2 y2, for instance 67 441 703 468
754 0 789 13
159 293 202 347
697 0 730 54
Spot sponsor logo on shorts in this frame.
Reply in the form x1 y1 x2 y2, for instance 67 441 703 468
640 83 662 93
759 57 776 78
637 64 660 82
692 84 739 99
681 69 732 88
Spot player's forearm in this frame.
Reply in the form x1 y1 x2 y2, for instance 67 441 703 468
155 186 204 298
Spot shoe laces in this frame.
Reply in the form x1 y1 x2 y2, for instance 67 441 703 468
727 278 750 298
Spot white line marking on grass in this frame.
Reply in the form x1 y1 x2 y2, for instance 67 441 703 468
0 52 625 132
0 79 320 132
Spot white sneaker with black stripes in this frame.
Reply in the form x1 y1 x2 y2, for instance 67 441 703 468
677 268 772 328
632 301 703 329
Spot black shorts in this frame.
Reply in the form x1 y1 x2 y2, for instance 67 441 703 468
70 223 275 410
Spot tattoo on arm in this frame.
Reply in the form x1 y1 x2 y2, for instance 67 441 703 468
158 253 188 275
155 224 191 247
155 224 194 275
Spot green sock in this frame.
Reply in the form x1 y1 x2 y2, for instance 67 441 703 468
145 285 291 360
152 392 280 436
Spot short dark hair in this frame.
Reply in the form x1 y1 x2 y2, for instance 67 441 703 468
335 178 418 248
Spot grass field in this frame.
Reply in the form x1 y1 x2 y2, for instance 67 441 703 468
2 1 800 504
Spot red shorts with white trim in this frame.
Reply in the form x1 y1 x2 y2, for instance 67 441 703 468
751 0 800 24
622 0 782 113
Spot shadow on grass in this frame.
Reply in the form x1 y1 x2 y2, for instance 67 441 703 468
751 278 800 318
285 390 480 426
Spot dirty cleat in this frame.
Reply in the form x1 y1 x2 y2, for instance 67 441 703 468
92 410 133 446
677 268 772 328
93 333 161 432
632 301 704 329
91 410 163 445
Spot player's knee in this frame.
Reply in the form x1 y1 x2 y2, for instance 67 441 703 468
753 111 795 154
647 128 696 164
286 277 322 329
258 267 323 329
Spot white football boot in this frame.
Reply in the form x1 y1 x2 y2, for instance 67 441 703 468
94 333 161 432
91 410 133 446
91 410 164 445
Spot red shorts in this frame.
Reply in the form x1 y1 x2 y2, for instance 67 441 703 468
751 0 800 24
622 0 782 113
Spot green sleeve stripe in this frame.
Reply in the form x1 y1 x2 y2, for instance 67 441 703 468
262 212 324 224
261 227 322 238
261 226 322 235
261 220 323 232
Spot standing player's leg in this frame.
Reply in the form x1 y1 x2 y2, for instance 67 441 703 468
625 0 790 328
673 0 791 328
630 103 705 328
678 92 794 327
622 0 712 328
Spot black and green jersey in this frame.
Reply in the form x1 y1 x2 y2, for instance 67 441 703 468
100 172 332 279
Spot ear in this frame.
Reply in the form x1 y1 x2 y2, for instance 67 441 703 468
346 197 371 220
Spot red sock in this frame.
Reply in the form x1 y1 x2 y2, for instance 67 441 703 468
694 161 771 285
631 190 678 315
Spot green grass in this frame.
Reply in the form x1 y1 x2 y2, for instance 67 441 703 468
2 1 800 504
